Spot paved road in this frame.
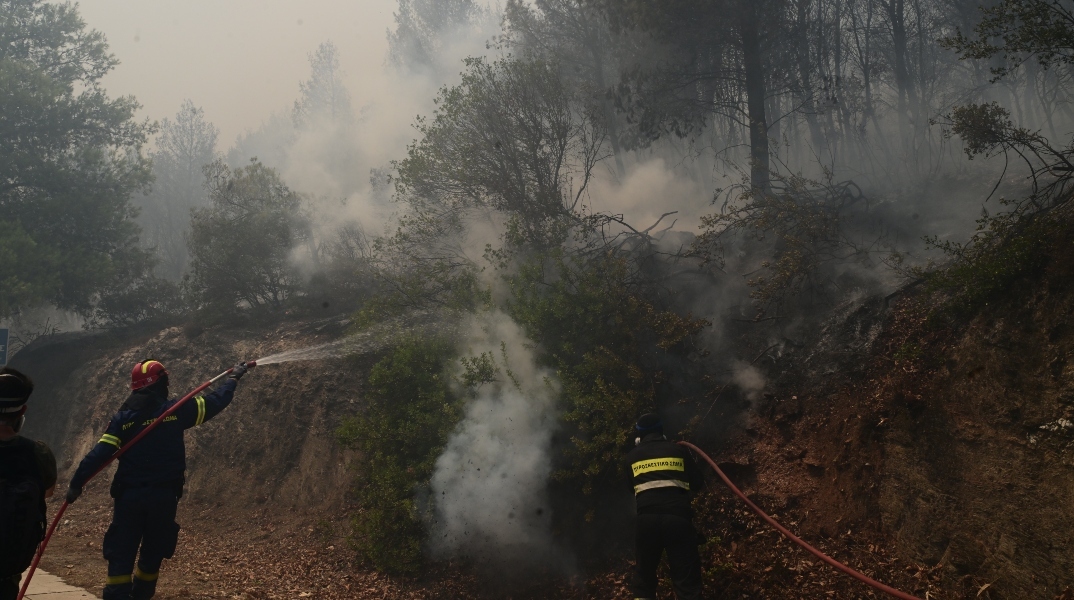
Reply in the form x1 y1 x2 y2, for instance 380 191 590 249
19 570 98 599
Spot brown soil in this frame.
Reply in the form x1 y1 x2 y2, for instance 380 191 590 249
684 244 1074 599
15 248 1074 599
15 317 626 599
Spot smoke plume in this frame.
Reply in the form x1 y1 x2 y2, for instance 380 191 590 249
731 360 766 404
427 310 568 569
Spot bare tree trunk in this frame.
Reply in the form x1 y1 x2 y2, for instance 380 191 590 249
911 0 927 129
767 92 782 163
833 0 853 155
795 0 827 155
1023 59 1040 130
883 0 915 148
1038 67 1060 139
588 24 627 178
849 0 880 147
741 8 771 193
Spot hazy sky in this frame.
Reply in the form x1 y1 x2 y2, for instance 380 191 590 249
78 0 400 144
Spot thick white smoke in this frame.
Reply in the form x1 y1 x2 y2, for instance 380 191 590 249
427 310 568 568
226 7 504 253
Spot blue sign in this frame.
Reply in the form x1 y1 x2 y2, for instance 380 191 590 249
0 328 7 366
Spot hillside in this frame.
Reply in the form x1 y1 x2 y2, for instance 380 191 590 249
692 233 1074 598
12 243 1074 599
12 317 380 599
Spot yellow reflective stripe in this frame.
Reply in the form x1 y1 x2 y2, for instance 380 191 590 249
631 457 685 476
99 434 122 449
133 567 158 581
634 479 690 494
194 396 206 426
106 574 132 585
141 360 161 374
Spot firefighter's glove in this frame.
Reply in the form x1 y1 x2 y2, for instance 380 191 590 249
65 485 82 504
229 363 250 381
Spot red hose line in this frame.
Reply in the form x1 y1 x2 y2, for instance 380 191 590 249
678 441 922 600
17 368 233 600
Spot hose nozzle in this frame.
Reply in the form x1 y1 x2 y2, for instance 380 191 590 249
243 360 257 368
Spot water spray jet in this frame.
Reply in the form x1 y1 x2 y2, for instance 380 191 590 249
252 311 449 366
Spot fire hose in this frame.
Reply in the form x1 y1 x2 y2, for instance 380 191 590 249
678 441 922 600
17 362 254 600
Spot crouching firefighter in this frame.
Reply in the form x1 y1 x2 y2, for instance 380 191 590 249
65 359 252 600
627 413 704 600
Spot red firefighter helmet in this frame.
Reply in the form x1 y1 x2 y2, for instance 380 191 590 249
131 360 169 390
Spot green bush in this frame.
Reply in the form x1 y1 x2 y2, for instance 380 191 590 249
338 247 705 569
505 248 705 499
335 337 460 574
918 207 1067 320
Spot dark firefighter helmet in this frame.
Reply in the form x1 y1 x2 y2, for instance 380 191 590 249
0 368 34 414
635 413 664 435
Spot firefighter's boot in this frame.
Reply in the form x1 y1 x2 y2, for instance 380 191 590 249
130 567 159 600
102 576 133 600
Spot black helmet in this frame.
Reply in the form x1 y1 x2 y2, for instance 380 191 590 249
635 412 663 435
0 368 33 433
0 367 33 415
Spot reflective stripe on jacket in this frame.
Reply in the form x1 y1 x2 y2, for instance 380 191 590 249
626 434 702 517
70 379 237 490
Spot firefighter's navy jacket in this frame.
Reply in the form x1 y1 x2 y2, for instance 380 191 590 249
626 433 703 517
70 379 237 490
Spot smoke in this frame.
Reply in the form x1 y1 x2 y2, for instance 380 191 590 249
222 9 503 272
587 157 715 232
0 308 83 359
731 360 766 404
427 310 570 571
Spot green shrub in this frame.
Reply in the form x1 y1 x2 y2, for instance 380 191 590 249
336 337 461 574
505 248 705 499
917 207 1067 320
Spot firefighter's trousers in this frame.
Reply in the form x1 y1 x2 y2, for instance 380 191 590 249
632 512 703 600
102 486 181 600
1 574 19 600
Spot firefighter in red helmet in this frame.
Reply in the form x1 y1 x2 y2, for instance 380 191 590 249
66 359 251 600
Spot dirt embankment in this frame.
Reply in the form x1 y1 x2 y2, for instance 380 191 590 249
701 255 1074 598
12 318 627 600
13 257 1074 599
874 283 1074 598
11 317 379 599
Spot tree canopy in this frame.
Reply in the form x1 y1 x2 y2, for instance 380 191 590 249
387 0 485 72
292 41 352 128
0 0 153 318
137 100 218 281
185 160 309 314
943 0 1074 79
395 56 603 251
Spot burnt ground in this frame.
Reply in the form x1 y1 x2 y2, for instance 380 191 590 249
14 250 1074 599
